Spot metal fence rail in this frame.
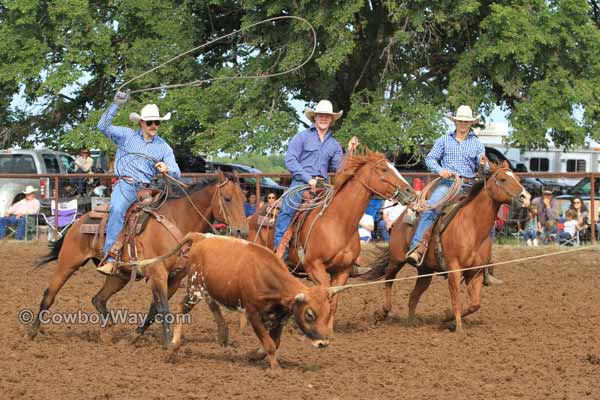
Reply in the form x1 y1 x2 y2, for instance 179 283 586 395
0 172 596 243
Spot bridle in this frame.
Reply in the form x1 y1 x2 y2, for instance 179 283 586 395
212 178 235 235
357 158 413 204
484 168 525 205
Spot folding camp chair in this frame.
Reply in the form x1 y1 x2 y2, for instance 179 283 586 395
41 199 80 241
559 229 580 247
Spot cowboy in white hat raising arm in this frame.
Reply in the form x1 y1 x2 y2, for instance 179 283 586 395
0 186 40 240
96 91 181 275
273 100 358 252
406 105 488 266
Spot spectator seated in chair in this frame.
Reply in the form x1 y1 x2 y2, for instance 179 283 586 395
358 213 374 243
558 209 580 245
518 204 542 246
0 186 41 240
569 196 589 242
244 193 258 217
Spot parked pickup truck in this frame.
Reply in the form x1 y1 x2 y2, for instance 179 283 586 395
0 149 77 216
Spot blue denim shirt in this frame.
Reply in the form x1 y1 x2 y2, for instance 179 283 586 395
285 126 343 183
425 131 485 178
97 103 181 183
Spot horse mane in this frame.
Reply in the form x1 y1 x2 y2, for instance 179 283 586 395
187 172 238 194
464 179 485 202
334 149 387 191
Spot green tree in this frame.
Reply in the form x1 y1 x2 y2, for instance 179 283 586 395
1 0 599 155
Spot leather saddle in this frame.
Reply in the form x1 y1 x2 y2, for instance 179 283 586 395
275 187 327 260
79 188 170 259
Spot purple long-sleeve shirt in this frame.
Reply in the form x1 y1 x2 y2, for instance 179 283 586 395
285 127 343 183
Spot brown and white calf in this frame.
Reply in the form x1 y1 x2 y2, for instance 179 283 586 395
168 233 341 370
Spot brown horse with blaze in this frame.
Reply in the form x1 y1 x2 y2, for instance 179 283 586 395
273 149 416 335
30 172 248 347
138 232 342 370
364 160 530 333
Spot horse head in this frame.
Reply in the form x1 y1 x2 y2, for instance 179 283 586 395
486 160 531 207
211 170 249 238
345 148 416 205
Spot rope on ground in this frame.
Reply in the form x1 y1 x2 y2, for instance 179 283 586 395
331 244 599 292
117 16 317 94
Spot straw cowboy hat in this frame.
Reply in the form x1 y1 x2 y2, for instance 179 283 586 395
447 105 480 123
23 186 38 194
304 100 343 123
129 104 171 123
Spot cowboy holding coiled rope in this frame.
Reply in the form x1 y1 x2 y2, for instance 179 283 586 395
406 105 500 286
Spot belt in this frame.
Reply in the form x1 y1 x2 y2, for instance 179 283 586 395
459 176 477 184
119 176 150 187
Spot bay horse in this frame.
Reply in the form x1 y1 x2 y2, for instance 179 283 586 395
29 171 249 347
363 161 530 333
274 149 416 334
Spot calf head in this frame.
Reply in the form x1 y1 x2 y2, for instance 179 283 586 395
292 286 332 348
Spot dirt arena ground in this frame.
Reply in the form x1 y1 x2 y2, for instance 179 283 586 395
1 241 599 400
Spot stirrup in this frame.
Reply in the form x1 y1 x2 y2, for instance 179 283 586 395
405 246 425 267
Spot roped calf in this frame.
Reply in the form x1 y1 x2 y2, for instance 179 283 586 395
162 233 345 370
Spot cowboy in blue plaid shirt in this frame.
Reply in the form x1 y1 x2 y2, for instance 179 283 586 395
406 105 486 266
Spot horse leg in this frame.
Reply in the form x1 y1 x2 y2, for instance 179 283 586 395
327 270 351 336
206 298 229 346
29 259 85 339
444 267 464 334
136 268 187 336
407 271 433 322
148 265 171 349
374 260 406 323
91 275 128 325
462 270 484 319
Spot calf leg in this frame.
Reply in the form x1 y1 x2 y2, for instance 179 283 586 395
206 298 229 346
246 309 280 370
169 293 200 355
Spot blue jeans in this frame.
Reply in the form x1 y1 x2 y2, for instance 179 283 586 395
102 181 140 258
274 179 306 249
0 215 27 240
378 219 390 242
410 179 468 249
523 230 537 240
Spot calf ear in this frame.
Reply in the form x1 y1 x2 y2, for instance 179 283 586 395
294 293 305 303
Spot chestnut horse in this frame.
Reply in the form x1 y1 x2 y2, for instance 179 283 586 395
269 150 416 334
29 172 249 347
364 161 530 333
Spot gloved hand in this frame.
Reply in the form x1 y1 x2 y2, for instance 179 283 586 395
113 91 130 105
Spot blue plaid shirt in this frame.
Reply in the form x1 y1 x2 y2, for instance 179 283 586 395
97 103 181 183
425 131 485 178
285 126 343 183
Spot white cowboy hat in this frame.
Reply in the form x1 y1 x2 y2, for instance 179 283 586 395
447 105 480 123
129 104 172 123
304 100 343 123
23 186 38 194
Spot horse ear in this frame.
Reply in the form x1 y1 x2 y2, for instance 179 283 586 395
502 160 510 169
217 169 226 183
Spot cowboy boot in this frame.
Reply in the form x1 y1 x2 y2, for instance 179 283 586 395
483 267 503 286
97 261 116 276
406 229 432 267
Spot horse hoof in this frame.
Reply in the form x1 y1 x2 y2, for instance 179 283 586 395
27 328 38 340
165 348 180 364
247 348 267 361
373 309 388 324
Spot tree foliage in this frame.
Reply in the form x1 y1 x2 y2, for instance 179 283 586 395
1 0 600 155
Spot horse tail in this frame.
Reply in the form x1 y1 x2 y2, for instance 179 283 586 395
360 244 391 281
34 225 71 269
